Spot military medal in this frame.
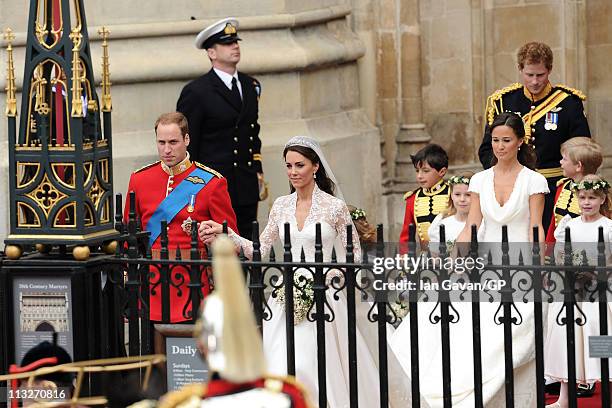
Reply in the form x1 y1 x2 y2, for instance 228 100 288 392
544 112 558 131
187 194 196 213
181 216 194 235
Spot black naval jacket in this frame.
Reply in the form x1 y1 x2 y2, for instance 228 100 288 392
177 68 262 207
478 83 590 170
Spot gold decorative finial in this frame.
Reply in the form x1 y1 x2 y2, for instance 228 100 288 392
4 28 17 117
33 64 49 115
69 28 83 117
98 26 112 112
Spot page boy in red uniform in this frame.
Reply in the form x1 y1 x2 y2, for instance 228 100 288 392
399 144 450 245
545 137 602 243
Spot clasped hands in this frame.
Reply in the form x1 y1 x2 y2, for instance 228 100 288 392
198 220 224 245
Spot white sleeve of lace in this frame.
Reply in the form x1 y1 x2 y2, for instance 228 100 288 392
335 202 362 261
257 202 281 259
230 200 281 260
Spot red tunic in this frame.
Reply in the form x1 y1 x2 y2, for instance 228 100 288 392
545 184 565 243
545 178 580 244
399 180 450 244
399 193 416 243
204 376 312 408
125 160 238 322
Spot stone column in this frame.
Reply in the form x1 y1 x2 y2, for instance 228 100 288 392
585 0 612 176
395 0 430 188
384 0 432 240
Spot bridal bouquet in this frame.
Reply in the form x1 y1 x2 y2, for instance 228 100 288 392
390 299 409 320
556 248 592 268
555 248 597 288
389 269 410 320
276 273 315 325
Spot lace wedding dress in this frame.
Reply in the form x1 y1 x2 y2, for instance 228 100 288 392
229 185 423 408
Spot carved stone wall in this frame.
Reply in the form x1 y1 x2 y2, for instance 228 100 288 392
0 1 382 244
1 0 611 243
353 0 612 239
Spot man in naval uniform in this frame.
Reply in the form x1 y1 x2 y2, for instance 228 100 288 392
125 112 237 323
177 17 263 240
478 42 591 233
157 236 311 408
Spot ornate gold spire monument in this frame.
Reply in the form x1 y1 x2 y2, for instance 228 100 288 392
4 0 117 260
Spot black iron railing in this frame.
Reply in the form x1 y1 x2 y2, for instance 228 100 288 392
109 192 612 408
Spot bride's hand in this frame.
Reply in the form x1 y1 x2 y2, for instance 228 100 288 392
198 220 223 244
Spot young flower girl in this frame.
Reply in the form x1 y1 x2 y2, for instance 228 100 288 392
545 174 612 408
390 173 476 407
428 172 473 245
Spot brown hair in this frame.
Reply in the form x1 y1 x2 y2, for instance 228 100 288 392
444 171 475 218
578 174 612 218
154 112 189 137
283 145 336 196
489 112 538 169
347 205 377 244
517 42 553 71
560 137 603 176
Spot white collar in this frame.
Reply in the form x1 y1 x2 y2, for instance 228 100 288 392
213 67 239 90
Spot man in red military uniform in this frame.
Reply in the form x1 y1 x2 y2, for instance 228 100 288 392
125 111 238 322
158 237 311 408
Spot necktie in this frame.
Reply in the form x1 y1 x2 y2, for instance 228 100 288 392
231 77 242 107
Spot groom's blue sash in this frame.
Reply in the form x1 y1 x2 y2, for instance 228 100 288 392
147 167 214 247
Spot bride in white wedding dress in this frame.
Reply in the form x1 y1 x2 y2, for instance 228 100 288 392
200 136 423 408
392 112 548 407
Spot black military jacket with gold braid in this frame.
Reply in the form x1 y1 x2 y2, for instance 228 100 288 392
404 179 450 242
478 83 590 171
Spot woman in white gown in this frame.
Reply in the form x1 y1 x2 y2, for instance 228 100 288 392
200 136 421 408
392 112 548 407
391 172 486 407
460 112 548 406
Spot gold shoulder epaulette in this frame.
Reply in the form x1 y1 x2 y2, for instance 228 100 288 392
403 190 414 201
158 383 206 408
556 84 586 100
556 177 569 187
264 374 313 407
134 161 160 174
195 162 223 178
493 82 523 97
264 373 306 392
486 83 523 125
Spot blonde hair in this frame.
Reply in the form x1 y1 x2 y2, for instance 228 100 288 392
444 171 474 218
577 174 612 218
560 137 603 176
210 236 266 382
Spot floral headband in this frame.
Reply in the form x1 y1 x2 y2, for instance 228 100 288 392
448 175 470 185
571 179 611 192
350 208 366 220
